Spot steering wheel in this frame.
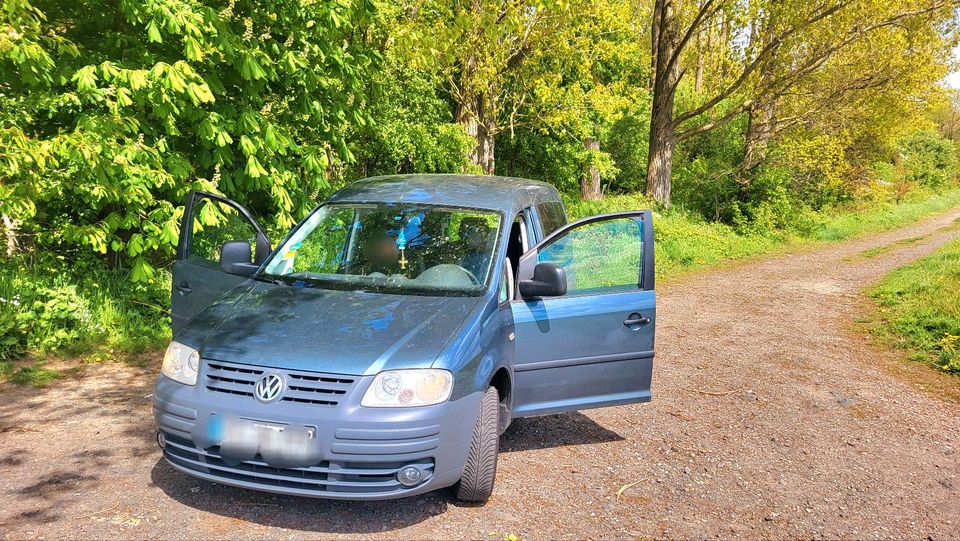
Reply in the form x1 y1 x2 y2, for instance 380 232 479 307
461 266 481 286
416 264 481 288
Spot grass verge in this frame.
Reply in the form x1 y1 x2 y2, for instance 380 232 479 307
566 187 960 281
868 236 960 374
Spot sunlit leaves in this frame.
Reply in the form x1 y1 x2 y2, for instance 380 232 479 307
2 0 378 282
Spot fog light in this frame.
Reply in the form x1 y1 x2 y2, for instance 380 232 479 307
157 431 167 449
397 465 424 487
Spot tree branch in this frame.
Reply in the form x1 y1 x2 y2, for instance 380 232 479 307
662 0 722 82
674 1 847 127
676 99 752 141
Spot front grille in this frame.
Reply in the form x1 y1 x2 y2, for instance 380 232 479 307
162 434 434 495
204 360 356 407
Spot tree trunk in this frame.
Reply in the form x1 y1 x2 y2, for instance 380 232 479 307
741 99 777 173
581 137 602 200
694 35 704 93
456 67 497 174
646 123 677 207
645 0 680 207
649 0 662 93
719 13 730 80
694 1 705 93
1 214 17 257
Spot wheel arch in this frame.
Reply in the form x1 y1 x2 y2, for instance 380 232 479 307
488 365 513 434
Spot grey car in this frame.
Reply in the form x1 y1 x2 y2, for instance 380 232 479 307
154 174 656 502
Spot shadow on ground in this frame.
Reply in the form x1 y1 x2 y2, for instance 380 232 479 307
0 363 159 526
1 363 624 534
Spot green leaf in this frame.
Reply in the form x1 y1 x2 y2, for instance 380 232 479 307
184 36 203 61
245 155 266 178
72 65 98 92
116 87 133 107
127 234 144 257
239 135 257 156
146 20 162 43
131 257 155 283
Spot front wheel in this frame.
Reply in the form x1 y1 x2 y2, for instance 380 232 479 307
455 386 500 502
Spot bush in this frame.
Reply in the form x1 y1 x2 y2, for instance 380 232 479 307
898 130 958 189
0 256 171 362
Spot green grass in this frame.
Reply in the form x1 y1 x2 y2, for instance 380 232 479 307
0 259 171 384
807 189 960 241
566 187 960 281
849 235 929 261
869 236 960 373
8 364 60 386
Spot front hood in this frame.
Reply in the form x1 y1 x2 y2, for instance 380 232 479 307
180 281 481 375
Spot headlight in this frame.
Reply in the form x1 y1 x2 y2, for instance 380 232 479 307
361 369 453 407
161 341 200 386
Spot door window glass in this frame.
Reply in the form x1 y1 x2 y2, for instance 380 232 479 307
536 217 643 294
189 198 258 266
499 259 514 304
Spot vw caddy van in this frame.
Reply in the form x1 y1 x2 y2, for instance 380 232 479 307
154 174 656 502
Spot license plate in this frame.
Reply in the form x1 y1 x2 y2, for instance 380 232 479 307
249 420 315 439
205 414 322 468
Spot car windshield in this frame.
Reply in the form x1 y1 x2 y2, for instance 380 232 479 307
260 203 502 296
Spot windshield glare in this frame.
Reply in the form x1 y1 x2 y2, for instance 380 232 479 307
262 204 501 296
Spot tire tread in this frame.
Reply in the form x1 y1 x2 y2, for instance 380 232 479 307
456 386 500 502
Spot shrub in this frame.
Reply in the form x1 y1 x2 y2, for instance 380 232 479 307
0 256 171 361
898 130 958 189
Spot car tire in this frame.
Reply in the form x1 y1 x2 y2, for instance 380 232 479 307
455 386 500 503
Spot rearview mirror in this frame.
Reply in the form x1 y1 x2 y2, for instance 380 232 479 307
518 263 567 298
220 240 259 276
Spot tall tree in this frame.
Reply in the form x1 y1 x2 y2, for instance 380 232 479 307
397 0 574 174
645 0 954 206
512 0 647 199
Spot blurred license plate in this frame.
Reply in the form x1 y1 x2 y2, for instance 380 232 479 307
212 415 322 467
249 420 315 439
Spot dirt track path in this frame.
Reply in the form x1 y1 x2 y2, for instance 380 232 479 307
2 208 960 540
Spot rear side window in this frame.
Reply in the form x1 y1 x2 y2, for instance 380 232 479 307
537 202 567 236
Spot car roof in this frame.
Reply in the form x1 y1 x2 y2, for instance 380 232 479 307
327 174 561 215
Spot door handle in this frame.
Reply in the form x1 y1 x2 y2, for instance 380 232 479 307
177 281 192 295
623 315 650 327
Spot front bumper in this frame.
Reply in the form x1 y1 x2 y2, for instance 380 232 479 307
153 362 482 501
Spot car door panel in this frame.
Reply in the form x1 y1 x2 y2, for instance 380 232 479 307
171 259 249 333
171 190 270 335
510 211 655 417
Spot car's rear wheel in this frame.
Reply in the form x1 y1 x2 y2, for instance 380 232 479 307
455 386 500 502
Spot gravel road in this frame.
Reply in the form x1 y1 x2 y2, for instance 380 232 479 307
2 208 960 540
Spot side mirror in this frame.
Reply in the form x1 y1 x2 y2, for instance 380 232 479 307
220 240 259 276
518 263 567 298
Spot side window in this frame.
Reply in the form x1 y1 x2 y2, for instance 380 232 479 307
188 197 259 267
537 217 643 295
537 202 567 236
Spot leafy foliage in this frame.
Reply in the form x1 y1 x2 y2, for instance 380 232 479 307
1 0 378 282
2 0 960 361
898 130 959 189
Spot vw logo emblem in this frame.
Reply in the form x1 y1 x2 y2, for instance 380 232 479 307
254 373 284 404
